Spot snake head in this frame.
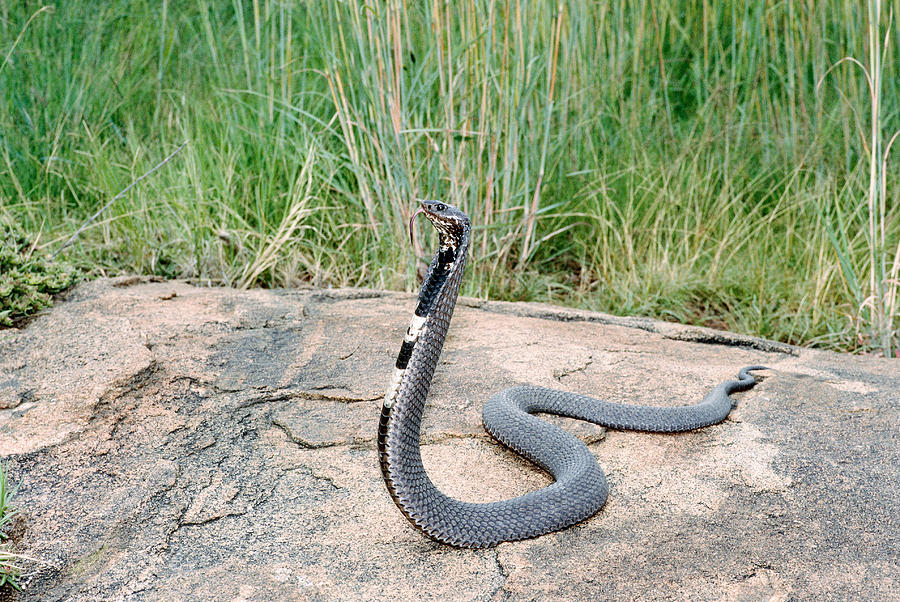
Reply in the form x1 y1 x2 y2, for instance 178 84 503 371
409 200 470 249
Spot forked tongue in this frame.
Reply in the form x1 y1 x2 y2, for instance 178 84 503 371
408 202 427 246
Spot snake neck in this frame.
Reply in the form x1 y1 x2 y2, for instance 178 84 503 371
378 225 469 528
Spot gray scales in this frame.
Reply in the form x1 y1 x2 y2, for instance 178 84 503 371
377 201 766 548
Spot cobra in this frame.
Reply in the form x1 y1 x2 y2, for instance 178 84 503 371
377 200 767 548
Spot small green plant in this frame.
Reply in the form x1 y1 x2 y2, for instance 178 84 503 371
0 462 24 591
0 465 15 535
0 222 76 327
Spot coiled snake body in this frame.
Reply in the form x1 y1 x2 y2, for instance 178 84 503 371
378 201 766 548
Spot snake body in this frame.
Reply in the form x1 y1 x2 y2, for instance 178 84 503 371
378 201 766 548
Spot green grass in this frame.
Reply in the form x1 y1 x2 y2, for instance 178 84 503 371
0 462 23 591
0 0 898 353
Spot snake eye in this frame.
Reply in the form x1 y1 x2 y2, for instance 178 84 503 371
433 202 447 212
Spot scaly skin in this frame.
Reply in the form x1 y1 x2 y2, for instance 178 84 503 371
378 201 767 548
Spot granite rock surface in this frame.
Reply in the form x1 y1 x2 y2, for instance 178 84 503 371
0 277 897 600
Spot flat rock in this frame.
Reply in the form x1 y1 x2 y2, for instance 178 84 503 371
0 277 897 600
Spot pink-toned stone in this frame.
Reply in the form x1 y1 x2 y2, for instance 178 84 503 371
0 277 897 600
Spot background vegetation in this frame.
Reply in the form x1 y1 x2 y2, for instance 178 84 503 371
1 0 898 354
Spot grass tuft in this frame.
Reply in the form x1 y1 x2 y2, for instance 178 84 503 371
0 463 23 591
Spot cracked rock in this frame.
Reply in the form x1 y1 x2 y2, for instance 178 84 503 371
0 279 897 600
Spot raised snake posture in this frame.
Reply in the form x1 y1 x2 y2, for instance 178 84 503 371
378 201 766 548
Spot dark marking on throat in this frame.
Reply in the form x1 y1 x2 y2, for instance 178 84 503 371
415 247 460 317
396 340 415 369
